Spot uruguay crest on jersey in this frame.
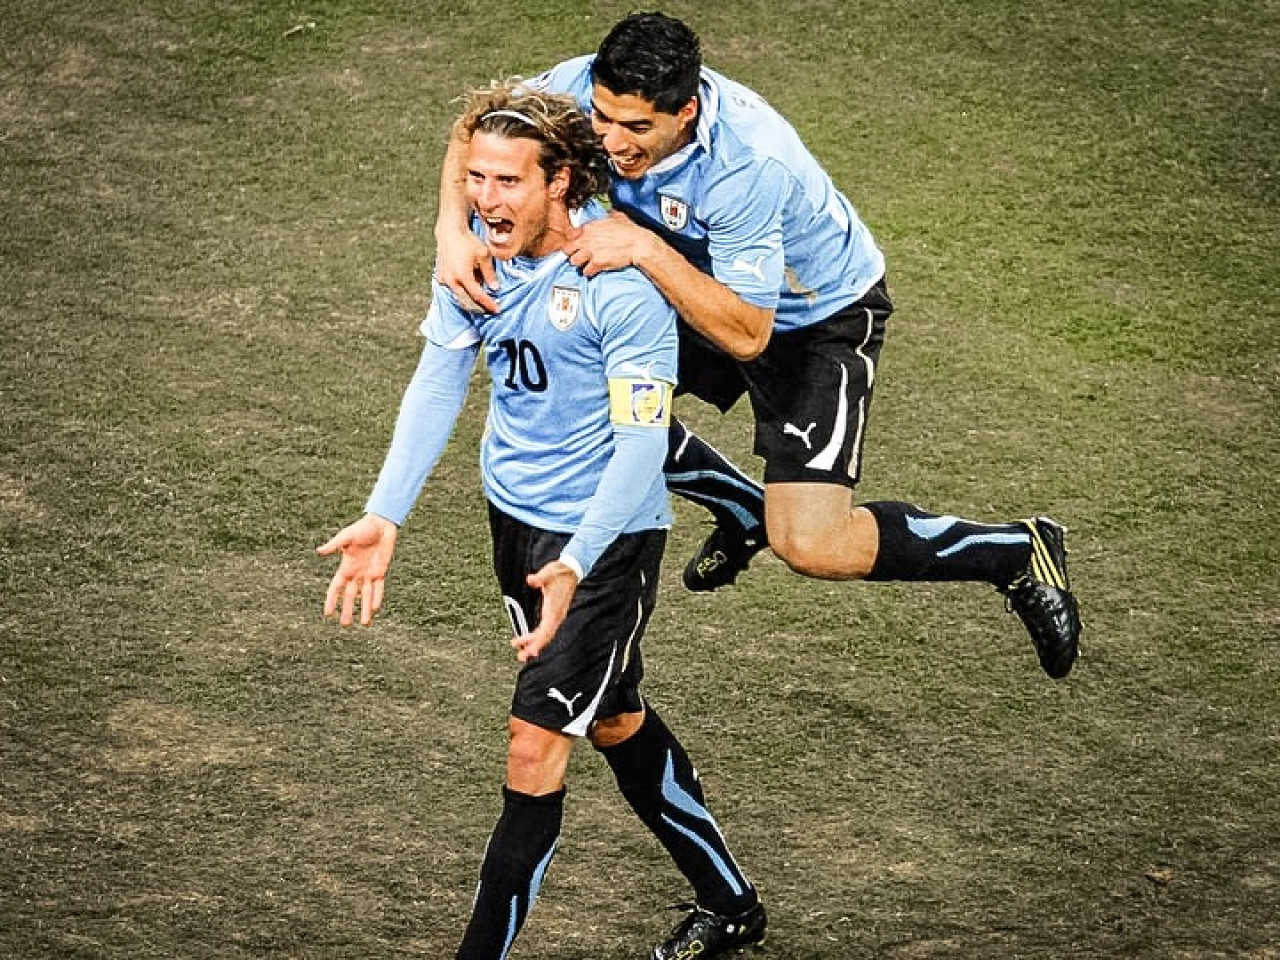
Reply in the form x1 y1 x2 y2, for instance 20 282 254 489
549 284 581 331
659 194 689 231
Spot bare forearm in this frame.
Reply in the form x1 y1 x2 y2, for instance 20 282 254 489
632 231 773 360
432 134 500 313
434 135 472 240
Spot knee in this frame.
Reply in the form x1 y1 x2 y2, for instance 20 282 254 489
769 529 843 578
768 520 876 580
506 732 545 776
588 710 644 750
506 717 571 795
763 486 878 580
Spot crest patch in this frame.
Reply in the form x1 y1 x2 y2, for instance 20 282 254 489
549 285 581 331
659 194 689 231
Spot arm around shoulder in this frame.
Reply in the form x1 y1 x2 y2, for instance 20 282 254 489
434 134 499 313
629 228 773 360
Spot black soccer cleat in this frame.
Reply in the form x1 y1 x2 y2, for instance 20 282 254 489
651 901 767 960
682 524 768 592
1002 517 1081 679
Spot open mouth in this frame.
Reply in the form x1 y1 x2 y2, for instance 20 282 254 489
610 153 645 176
483 216 514 244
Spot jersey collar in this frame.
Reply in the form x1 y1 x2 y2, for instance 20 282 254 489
503 249 569 282
694 67 719 152
648 69 718 176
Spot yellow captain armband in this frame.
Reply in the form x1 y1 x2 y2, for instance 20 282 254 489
607 377 673 427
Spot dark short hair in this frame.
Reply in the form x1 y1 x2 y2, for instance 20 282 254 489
592 12 701 114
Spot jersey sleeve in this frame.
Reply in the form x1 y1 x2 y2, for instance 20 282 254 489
558 270 677 575
595 269 680 385
703 157 789 311
422 273 485 346
523 55 596 114
365 297 480 525
559 424 669 577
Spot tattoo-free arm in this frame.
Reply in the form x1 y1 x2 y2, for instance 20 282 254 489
564 212 773 360
433 135 500 313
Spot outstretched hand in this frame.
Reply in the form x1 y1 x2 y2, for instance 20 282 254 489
316 513 399 626
512 560 581 663
436 226 500 314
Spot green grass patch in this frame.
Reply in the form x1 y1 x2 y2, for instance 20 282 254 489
3 1 1276 957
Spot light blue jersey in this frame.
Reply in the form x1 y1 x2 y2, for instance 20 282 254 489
529 56 886 334
424 248 677 537
366 199 679 575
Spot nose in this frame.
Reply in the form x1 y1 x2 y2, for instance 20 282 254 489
473 178 498 210
596 121 629 156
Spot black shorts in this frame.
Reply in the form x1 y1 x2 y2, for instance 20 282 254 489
677 279 893 488
675 323 748 413
488 503 664 736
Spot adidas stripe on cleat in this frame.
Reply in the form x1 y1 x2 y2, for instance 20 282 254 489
1002 517 1081 679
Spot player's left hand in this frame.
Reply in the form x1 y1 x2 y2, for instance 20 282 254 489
563 211 648 277
513 560 580 662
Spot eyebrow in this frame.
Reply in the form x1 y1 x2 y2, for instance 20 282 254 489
591 101 653 131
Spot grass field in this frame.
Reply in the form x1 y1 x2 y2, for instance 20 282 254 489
2 1 1277 958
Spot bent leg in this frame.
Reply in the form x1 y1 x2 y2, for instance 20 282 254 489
664 418 765 534
765 484 1036 586
765 482 879 579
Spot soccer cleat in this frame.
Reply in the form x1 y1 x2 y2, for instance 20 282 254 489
682 524 768 592
651 902 767 960
1002 517 1081 679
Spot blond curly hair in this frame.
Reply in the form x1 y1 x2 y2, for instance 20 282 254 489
453 80 612 210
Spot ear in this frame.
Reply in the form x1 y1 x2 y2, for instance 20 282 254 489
677 96 699 128
548 165 571 200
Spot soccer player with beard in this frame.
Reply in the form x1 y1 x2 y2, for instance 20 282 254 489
318 83 765 960
432 12 1081 681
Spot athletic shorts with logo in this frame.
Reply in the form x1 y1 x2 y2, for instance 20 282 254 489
488 503 664 736
676 278 893 489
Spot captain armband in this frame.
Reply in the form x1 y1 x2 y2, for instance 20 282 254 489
607 377 673 428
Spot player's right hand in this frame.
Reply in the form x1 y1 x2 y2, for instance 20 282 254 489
317 513 399 627
436 227 500 314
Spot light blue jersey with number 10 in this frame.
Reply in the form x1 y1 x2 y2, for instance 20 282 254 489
424 248 677 536
365 205 678 575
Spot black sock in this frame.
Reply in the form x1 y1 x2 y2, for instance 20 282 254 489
664 418 765 534
456 786 563 960
862 501 1032 587
598 704 756 917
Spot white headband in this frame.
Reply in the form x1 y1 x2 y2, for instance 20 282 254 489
480 108 540 129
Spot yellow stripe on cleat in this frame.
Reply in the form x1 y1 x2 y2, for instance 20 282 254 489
1026 523 1067 590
